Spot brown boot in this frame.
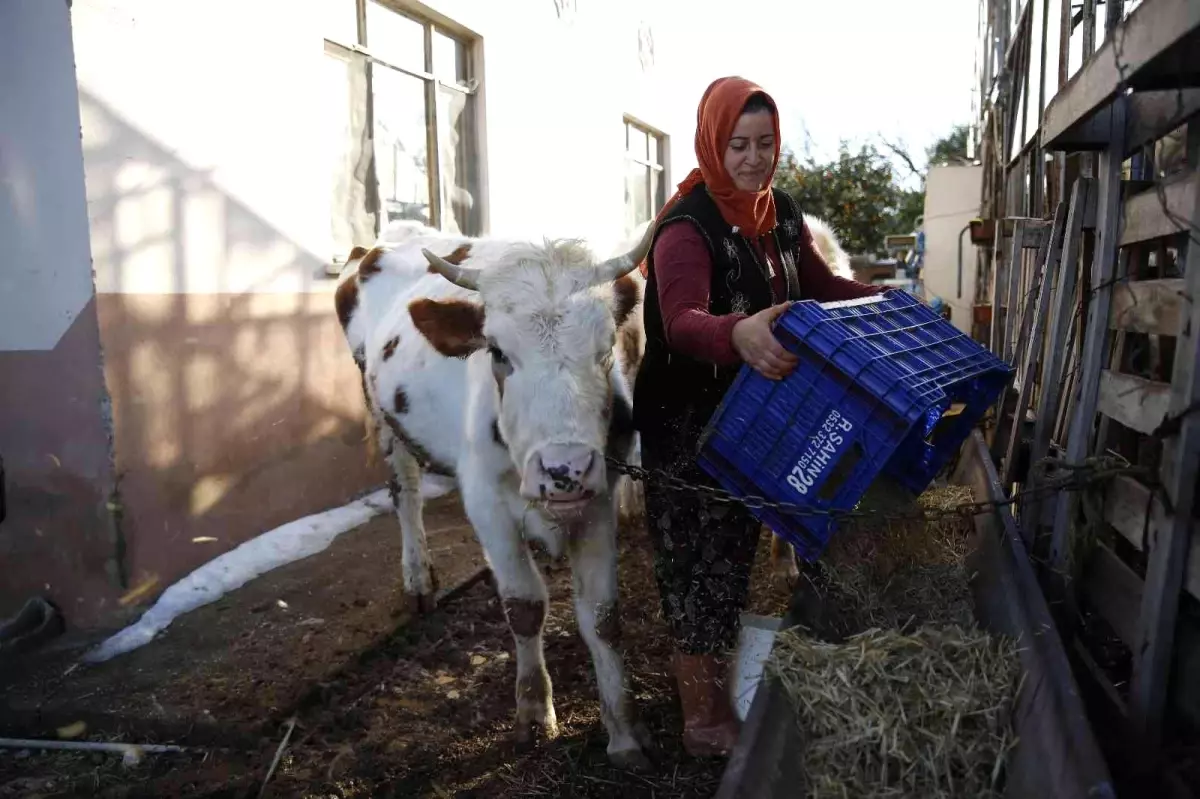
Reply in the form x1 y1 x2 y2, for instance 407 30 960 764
673 651 741 757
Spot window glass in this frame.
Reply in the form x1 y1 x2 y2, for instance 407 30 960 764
366 1 425 72
373 67 432 226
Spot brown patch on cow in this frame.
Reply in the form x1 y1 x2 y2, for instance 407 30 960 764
616 324 644 385
394 387 410 415
443 243 473 265
503 597 546 639
381 335 400 361
611 274 641 328
492 419 507 450
384 414 455 477
357 247 385 280
347 245 369 262
594 600 622 647
335 277 359 331
408 298 486 358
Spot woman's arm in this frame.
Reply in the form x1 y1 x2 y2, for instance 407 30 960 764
794 221 885 302
654 223 747 367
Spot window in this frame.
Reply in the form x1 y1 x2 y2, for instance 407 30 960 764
623 118 667 239
324 1 482 265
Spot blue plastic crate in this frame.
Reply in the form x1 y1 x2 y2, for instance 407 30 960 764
696 291 1012 562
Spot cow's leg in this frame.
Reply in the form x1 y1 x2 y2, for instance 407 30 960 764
769 531 799 590
461 482 557 744
386 435 439 613
566 517 651 770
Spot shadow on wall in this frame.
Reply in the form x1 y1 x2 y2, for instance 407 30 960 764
66 90 388 630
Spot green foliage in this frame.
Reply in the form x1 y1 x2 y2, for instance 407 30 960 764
775 143 910 257
774 124 971 257
926 124 970 167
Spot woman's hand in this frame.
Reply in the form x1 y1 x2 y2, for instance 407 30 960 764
731 303 798 381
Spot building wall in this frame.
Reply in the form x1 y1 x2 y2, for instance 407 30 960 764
0 0 124 626
59 0 697 627
921 165 983 334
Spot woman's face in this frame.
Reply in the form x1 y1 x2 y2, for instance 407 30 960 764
723 109 776 192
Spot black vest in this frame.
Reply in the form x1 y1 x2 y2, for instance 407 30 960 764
633 185 807 463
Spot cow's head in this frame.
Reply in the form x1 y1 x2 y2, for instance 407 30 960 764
409 226 653 513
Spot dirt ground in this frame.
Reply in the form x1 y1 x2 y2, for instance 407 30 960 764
0 492 791 798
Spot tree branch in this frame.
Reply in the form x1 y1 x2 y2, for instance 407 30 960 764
877 135 923 180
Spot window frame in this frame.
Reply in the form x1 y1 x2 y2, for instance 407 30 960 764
324 0 483 257
622 116 668 238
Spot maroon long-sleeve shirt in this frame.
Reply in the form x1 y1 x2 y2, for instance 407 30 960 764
653 220 884 366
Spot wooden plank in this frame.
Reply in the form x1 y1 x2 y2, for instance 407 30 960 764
1023 179 1092 532
1050 102 1127 576
1109 278 1187 334
1096 369 1171 434
1006 201 1069 487
1104 475 1200 600
1004 222 1028 363
1010 225 1051 374
1050 91 1200 155
990 230 1006 355
1082 543 1144 647
1096 246 1134 453
1127 90 1200 154
1120 169 1200 246
953 431 1118 799
1041 0 1200 150
1132 173 1200 741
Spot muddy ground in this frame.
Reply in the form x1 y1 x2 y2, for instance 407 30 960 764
0 492 791 798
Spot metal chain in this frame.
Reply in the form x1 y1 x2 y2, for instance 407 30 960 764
604 452 1146 524
604 398 1200 524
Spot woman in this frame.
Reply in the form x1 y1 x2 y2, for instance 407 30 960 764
632 76 884 757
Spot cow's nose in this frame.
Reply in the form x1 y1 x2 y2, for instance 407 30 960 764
520 444 604 503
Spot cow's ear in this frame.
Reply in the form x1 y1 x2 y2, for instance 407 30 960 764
408 298 486 358
611 274 641 328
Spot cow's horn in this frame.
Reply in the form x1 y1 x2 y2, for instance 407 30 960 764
591 221 656 284
422 249 482 291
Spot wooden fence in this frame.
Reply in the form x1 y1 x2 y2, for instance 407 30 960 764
973 0 1200 791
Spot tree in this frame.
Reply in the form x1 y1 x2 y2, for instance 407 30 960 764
925 124 970 167
773 124 972 257
774 142 912 257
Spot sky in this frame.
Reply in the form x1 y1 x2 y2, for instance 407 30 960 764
649 0 981 188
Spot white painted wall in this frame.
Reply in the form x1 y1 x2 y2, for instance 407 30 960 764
69 0 703 296
0 0 96 351
921 165 982 333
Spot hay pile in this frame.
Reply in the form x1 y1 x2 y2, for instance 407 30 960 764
764 484 1023 798
766 625 1021 799
818 484 979 633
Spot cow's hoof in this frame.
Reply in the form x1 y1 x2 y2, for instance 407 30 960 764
404 590 438 615
608 746 653 772
513 718 557 751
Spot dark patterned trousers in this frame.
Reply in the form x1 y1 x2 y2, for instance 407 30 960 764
641 457 761 656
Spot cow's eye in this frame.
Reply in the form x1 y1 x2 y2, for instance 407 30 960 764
488 345 513 376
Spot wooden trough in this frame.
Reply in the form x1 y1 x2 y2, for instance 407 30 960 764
715 430 1118 799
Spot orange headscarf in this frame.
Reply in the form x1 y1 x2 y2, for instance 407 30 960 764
639 77 782 277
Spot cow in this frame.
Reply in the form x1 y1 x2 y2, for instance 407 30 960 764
804 214 855 280
335 221 655 769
